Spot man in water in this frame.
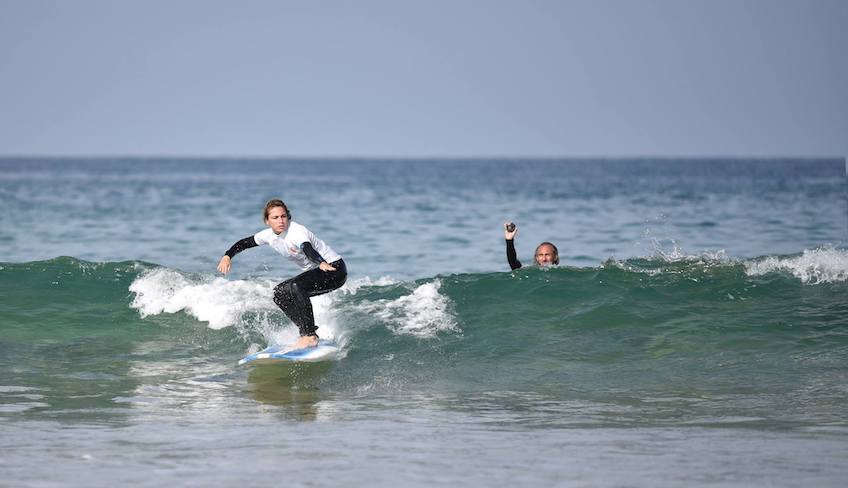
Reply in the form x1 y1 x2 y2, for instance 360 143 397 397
503 222 559 270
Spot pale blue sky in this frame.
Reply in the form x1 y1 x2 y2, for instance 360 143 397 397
1 0 846 157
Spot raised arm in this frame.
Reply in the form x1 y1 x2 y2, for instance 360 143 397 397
504 222 522 270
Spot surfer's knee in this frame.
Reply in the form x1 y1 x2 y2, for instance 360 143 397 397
273 281 295 307
287 280 307 300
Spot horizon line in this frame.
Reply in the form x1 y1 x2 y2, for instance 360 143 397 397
0 154 844 161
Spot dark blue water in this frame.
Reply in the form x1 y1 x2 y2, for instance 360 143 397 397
1 158 844 278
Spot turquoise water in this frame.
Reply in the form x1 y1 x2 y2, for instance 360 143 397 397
1 158 847 486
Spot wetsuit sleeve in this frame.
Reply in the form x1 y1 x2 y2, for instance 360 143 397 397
506 239 522 270
300 242 327 265
224 236 258 258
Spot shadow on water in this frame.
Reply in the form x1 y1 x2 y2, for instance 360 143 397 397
245 362 335 420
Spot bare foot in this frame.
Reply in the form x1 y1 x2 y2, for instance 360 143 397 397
293 335 319 349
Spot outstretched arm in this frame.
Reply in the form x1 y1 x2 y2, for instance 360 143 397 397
504 222 522 270
217 236 258 274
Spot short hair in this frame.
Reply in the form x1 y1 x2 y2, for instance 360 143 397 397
263 199 290 221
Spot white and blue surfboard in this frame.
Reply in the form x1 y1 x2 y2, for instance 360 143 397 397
238 340 340 366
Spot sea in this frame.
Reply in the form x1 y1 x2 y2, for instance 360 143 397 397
1 157 847 487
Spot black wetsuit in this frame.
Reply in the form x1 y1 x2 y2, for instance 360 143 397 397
225 238 347 337
505 239 522 270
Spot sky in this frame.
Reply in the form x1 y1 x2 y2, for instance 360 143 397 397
1 0 846 158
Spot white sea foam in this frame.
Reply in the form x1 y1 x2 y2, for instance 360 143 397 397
605 247 732 276
128 269 391 348
640 229 732 265
359 279 458 337
129 268 276 329
129 268 456 342
651 242 730 265
341 275 397 294
745 247 848 284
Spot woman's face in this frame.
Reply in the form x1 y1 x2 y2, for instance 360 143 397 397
266 206 290 234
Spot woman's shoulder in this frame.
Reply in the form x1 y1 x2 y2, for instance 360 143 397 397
254 227 276 243
288 221 312 234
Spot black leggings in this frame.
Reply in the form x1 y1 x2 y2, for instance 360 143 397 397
273 259 347 337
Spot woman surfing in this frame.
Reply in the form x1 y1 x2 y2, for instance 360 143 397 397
217 199 347 350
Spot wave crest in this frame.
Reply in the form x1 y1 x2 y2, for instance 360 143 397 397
128 268 275 329
745 247 848 284
357 280 458 337
127 268 450 343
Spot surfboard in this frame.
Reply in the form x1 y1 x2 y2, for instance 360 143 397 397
238 340 340 366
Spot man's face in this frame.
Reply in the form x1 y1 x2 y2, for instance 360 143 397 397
534 244 557 266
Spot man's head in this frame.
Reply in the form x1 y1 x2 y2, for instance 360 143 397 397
534 242 559 266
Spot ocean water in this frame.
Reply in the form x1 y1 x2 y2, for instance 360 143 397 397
1 158 847 487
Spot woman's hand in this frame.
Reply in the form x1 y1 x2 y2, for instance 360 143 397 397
319 261 336 272
217 255 231 274
504 221 518 241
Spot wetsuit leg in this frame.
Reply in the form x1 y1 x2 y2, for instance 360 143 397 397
273 260 347 336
